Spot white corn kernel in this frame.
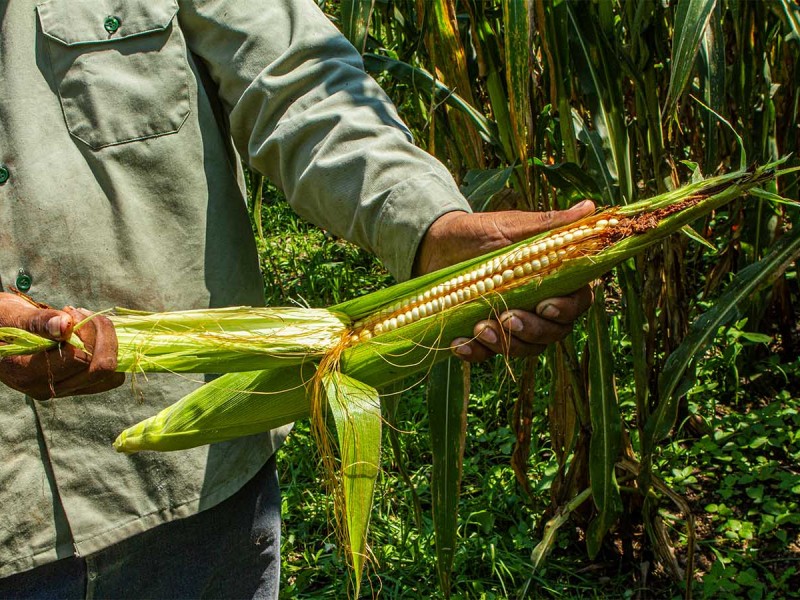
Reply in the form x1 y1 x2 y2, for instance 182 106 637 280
484 277 495 291
513 265 525 278
531 259 542 270
492 274 503 287
476 280 486 294
397 313 406 326
411 307 420 321
523 262 533 275
540 256 550 267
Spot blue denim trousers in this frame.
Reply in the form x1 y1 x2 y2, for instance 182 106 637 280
0 454 281 599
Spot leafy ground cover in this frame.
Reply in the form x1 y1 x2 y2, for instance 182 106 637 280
256 194 800 599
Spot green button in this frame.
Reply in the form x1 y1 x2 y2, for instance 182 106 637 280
15 271 32 293
0 165 8 185
104 15 121 34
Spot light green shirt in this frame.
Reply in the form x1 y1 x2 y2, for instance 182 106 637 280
0 0 470 577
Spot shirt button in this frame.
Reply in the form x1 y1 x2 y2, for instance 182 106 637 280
15 270 32 293
0 165 9 185
104 15 121 34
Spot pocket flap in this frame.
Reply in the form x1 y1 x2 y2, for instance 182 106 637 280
38 0 178 46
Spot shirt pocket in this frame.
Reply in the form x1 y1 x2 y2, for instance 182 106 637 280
37 0 190 150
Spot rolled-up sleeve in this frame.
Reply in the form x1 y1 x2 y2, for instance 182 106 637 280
177 0 471 280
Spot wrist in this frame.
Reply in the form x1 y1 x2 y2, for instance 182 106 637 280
412 211 470 277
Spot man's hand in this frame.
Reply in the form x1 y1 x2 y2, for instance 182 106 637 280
0 293 124 400
414 201 596 362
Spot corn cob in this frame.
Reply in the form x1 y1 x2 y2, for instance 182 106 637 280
0 165 777 452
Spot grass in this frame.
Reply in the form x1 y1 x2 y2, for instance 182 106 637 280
256 188 800 598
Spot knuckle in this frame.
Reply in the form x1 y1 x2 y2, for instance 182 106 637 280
89 356 118 375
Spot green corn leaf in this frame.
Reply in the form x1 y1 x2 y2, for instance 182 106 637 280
618 263 650 422
585 286 623 559
469 5 516 164
340 0 375 54
324 371 382 596
426 357 469 597
460 166 515 212
664 0 717 119
780 0 800 44
362 53 500 148
680 224 717 252
645 225 800 452
572 110 616 203
699 1 725 171
568 2 633 203
532 158 604 202
503 0 531 189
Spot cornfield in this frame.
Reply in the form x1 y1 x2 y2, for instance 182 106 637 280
5 0 798 597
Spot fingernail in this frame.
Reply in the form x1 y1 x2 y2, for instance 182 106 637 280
575 200 593 210
501 314 524 332
538 303 560 319
479 327 497 344
47 315 68 338
454 344 472 357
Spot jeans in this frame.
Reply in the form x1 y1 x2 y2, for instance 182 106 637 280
0 454 281 599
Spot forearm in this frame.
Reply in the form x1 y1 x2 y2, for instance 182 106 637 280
177 0 470 280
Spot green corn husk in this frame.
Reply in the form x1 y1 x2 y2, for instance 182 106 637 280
0 306 348 372
112 165 777 453
0 165 779 452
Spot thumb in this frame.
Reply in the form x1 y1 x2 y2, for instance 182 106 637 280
27 310 75 342
490 200 596 244
0 295 74 341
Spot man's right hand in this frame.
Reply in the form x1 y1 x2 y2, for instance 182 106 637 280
0 293 124 400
